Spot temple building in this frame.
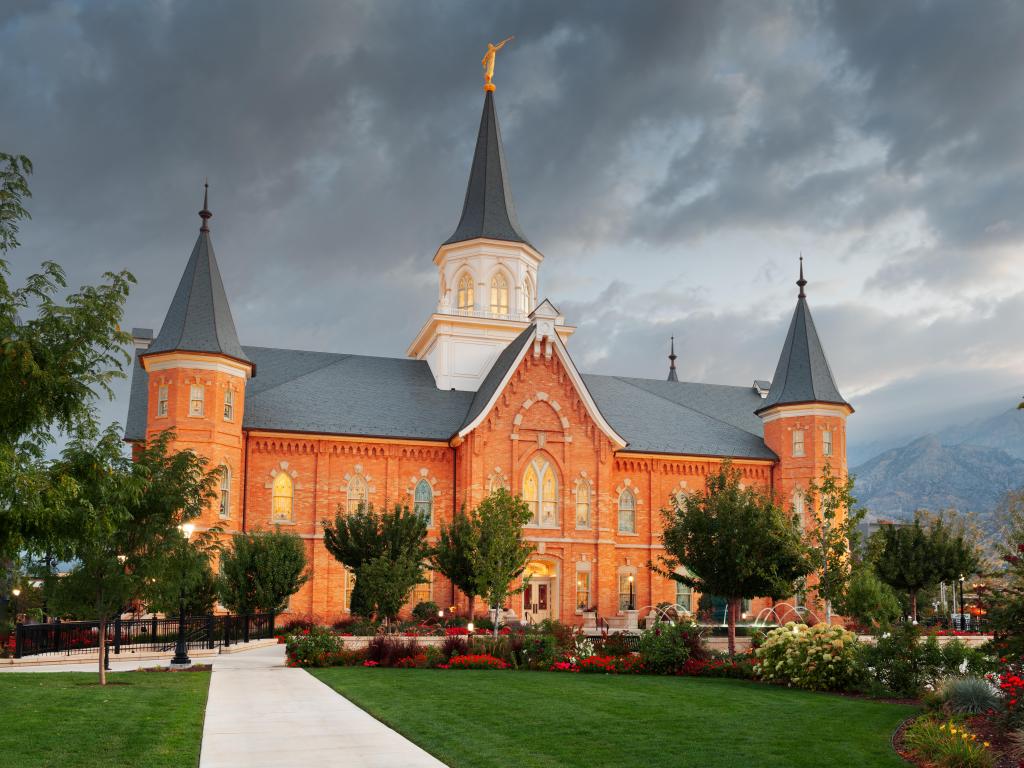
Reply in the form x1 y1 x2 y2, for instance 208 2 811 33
125 82 851 626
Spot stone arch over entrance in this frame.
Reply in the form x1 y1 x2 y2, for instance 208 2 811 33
522 557 561 624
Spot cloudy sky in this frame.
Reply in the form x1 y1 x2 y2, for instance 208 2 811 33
3 0 1022 462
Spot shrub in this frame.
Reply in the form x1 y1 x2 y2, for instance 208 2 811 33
441 634 469 661
521 633 559 670
638 622 703 675
597 633 637 657
755 622 861 692
394 653 427 668
412 601 440 623
998 657 1024 729
331 617 377 636
940 676 1002 716
365 635 420 667
446 654 509 670
285 625 344 668
422 645 445 668
903 716 994 768
682 651 756 679
939 639 993 678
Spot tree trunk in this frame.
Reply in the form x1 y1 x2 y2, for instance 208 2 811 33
726 598 738 656
98 616 107 686
910 590 918 624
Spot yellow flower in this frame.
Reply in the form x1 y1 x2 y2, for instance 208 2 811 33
983 741 990 747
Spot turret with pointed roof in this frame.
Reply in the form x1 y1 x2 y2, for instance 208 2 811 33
444 91 530 247
142 185 253 372
756 259 847 414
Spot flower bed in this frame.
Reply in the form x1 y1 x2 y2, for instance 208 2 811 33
445 654 509 670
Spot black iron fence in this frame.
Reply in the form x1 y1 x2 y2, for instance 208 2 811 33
13 613 274 659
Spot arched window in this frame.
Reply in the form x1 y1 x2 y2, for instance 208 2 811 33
219 465 231 519
520 279 532 315
490 273 509 315
618 489 636 533
488 473 507 494
272 473 293 521
414 479 433 525
456 273 474 310
522 457 558 527
575 478 591 529
793 489 806 529
346 475 368 513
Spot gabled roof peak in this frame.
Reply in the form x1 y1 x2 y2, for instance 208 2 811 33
444 90 531 248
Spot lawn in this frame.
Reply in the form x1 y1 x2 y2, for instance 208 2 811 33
0 671 210 768
312 668 917 768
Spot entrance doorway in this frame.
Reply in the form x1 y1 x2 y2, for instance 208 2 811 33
523 579 551 623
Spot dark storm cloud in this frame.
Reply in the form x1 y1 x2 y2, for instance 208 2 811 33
1 1 1022 452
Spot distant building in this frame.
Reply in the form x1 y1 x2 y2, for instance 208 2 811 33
125 80 852 625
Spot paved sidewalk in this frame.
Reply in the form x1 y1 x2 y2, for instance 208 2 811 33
200 644 447 768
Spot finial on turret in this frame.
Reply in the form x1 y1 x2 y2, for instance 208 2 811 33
797 254 807 299
199 180 212 232
667 335 679 382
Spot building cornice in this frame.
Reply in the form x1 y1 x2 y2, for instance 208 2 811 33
141 350 253 379
759 403 853 423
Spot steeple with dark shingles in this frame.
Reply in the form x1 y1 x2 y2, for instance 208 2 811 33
444 90 530 247
756 260 847 414
143 187 252 369
667 336 679 382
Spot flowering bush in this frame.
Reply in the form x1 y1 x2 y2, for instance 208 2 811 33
394 653 428 668
997 656 1024 728
638 622 703 675
446 653 509 670
755 622 861 692
680 652 756 680
285 625 346 667
444 626 469 636
903 716 994 768
577 654 643 674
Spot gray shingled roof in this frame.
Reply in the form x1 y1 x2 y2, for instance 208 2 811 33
142 223 251 366
126 338 775 460
756 295 848 414
444 91 530 247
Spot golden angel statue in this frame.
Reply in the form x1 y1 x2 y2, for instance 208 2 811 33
482 36 514 91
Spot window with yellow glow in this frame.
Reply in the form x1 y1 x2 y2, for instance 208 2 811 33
490 273 509 315
219 464 231 519
618 572 635 611
411 570 432 607
575 571 590 610
346 475 368 513
456 274 474 310
272 473 293 521
522 457 558 527
618 489 636 533
575 478 591 529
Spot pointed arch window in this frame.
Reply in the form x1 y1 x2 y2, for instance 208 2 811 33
488 473 507 494
522 457 558 527
346 475 368 513
618 489 636 534
219 465 231 519
272 473 293 521
793 489 806 529
490 273 509 315
575 477 591 529
414 479 433 526
520 280 533 315
456 273 474 310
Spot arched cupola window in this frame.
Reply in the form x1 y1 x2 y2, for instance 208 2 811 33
522 456 558 528
490 273 509 315
272 473 293 521
457 273 474 310
414 479 433 525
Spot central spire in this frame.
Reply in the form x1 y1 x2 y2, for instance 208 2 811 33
444 90 530 247
667 336 679 382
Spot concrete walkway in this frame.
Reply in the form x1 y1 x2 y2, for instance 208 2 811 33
199 644 447 768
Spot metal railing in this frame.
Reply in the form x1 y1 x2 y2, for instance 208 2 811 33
13 613 275 659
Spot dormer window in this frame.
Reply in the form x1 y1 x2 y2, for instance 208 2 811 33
223 389 234 421
792 429 805 457
490 274 509 315
157 385 169 417
189 385 205 417
457 274 474 310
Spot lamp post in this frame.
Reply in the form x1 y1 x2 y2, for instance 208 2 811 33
171 523 195 667
627 574 635 611
11 587 20 620
958 574 966 632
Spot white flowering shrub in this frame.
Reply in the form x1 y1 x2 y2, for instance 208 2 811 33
755 622 862 692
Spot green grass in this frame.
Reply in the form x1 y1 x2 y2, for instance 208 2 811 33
312 668 917 768
0 671 210 768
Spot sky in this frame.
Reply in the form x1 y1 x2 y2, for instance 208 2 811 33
2 0 1023 462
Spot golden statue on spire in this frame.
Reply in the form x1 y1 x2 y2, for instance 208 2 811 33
482 36 514 92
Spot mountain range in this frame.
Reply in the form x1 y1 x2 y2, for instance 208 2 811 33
851 407 1024 524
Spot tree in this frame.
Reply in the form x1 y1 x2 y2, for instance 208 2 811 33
217 529 309 616
430 506 480 617
0 152 134 560
48 427 219 684
469 488 534 638
322 503 428 622
652 462 811 655
144 542 219 617
803 464 866 624
839 566 902 630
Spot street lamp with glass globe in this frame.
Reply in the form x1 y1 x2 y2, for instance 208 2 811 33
171 523 196 667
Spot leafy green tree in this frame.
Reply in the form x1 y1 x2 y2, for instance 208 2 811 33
0 152 134 560
217 529 309 615
469 488 534 638
144 542 219 617
48 427 219 684
652 462 811 655
430 506 480 617
803 464 866 624
839 566 902 630
322 503 428 622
